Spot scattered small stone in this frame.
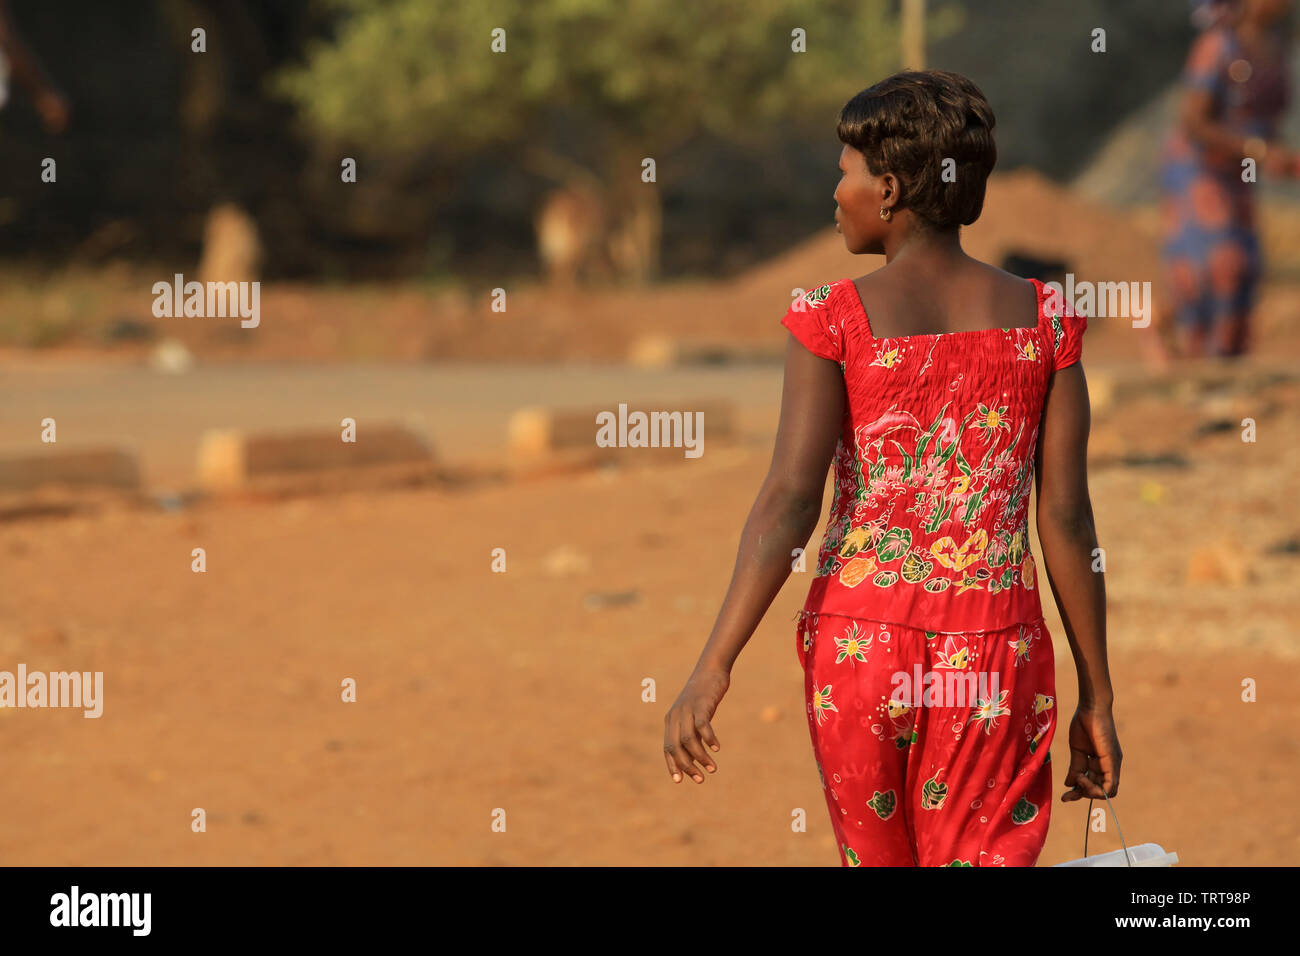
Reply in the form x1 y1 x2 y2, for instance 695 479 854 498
1122 452 1190 469
150 338 194 374
583 589 641 610
101 318 156 343
1186 542 1250 587
544 545 591 577
1139 481 1165 504
25 626 69 650
628 335 677 368
153 491 187 513
1192 419 1235 438
1265 535 1300 556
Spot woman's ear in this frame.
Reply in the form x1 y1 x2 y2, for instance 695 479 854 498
879 172 900 210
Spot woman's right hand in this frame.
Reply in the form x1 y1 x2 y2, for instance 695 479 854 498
663 668 729 784
1061 704 1122 802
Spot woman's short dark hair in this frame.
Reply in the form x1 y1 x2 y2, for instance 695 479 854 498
837 70 997 230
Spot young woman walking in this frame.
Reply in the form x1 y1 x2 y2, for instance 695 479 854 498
663 70 1119 867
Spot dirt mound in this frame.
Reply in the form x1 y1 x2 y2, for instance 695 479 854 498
731 168 1163 301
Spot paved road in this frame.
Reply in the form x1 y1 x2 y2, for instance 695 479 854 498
1 356 787 490
5 352 1268 493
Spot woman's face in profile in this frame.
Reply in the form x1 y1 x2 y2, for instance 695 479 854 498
834 144 889 255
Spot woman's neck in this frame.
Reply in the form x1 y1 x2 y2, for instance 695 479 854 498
883 222 967 268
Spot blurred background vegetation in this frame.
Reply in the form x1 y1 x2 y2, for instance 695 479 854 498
0 0 1237 284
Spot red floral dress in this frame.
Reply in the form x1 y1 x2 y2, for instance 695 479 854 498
780 276 1086 867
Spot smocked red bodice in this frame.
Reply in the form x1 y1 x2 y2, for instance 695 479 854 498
780 277 1086 633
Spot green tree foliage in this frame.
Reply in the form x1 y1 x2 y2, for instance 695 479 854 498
277 0 962 282
277 0 962 160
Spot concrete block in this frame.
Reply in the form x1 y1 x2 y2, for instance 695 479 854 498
507 399 736 471
0 446 140 493
197 424 436 494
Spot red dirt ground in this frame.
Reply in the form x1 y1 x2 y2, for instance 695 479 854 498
1 374 1297 864
1 169 1297 865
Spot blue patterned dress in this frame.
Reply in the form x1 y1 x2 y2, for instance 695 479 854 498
1160 24 1290 354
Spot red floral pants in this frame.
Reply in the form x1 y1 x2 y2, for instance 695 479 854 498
795 611 1057 867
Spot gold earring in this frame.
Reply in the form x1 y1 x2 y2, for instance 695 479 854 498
879 207 892 222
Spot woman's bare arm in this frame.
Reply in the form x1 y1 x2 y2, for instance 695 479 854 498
662 334 843 783
1181 86 1295 172
1034 361 1121 799
695 335 844 672
1034 363 1109 705
1181 87 1251 156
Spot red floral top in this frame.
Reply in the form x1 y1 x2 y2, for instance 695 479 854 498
780 277 1086 634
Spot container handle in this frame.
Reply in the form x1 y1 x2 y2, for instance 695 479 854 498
1083 790 1131 866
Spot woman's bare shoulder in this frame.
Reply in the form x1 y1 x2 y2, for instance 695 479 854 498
969 260 1040 313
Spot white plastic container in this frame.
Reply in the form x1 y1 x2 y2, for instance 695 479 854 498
1055 842 1179 867
1056 793 1178 866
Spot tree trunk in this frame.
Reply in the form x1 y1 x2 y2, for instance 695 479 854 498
604 146 662 286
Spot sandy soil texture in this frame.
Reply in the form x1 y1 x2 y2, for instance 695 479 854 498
1 374 1296 864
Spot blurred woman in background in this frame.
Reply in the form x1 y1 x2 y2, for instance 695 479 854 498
1160 0 1297 358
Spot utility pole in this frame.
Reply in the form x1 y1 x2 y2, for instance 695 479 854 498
901 0 925 70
